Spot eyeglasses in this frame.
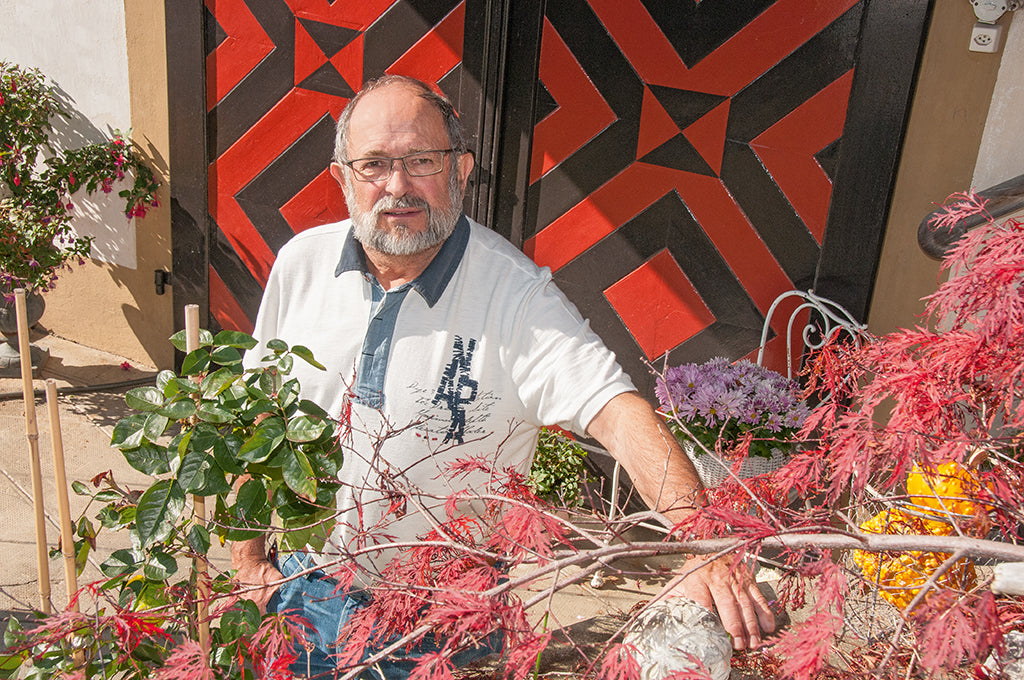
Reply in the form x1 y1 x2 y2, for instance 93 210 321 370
342 149 456 182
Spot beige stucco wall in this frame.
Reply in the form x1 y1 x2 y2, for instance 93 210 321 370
39 0 174 369
867 3 1013 335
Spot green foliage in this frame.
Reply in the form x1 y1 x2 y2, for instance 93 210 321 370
0 61 160 294
108 329 343 554
528 427 590 507
5 330 342 679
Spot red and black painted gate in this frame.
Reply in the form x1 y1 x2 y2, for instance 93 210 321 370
167 0 929 392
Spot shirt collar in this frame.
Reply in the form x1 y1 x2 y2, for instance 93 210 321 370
334 215 470 308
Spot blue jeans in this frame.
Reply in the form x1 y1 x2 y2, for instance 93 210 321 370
267 553 501 679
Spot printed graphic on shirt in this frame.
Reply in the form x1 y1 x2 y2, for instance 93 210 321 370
431 336 478 444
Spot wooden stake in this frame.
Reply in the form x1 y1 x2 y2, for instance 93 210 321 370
45 381 79 610
185 304 210 653
44 380 85 665
16 289 50 614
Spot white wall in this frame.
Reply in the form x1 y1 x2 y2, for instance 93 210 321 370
0 0 138 268
973 13 1024 190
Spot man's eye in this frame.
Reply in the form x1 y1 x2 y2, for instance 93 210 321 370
358 159 387 171
407 155 435 167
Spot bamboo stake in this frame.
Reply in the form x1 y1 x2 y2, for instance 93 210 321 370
185 304 210 653
44 380 85 665
45 380 79 610
16 289 51 614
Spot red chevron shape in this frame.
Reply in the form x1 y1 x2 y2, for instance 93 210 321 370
209 88 347 285
284 0 393 29
387 2 465 85
295 19 329 86
279 168 348 234
751 69 853 244
590 0 858 95
604 249 716 360
525 163 791 313
637 87 680 159
330 33 364 93
530 17 616 184
206 0 275 112
209 265 252 333
589 0 690 89
682 99 730 176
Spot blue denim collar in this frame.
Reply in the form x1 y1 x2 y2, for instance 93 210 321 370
334 215 469 308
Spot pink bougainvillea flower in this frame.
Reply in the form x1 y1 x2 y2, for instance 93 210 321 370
120 361 132 371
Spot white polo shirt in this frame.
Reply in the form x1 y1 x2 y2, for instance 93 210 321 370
246 216 634 573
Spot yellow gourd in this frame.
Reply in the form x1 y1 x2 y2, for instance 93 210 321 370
853 507 976 610
906 460 981 518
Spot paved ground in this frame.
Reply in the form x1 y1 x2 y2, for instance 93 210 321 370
0 328 776 677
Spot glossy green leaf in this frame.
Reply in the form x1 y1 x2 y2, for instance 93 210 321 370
212 433 245 475
266 338 288 352
298 399 329 417
210 344 243 367
282 448 317 501
187 524 211 555
187 422 222 452
286 414 328 443
156 369 176 392
143 550 178 581
234 478 267 520
170 328 213 353
238 416 285 463
290 344 325 370
125 386 165 412
111 413 148 449
196 402 234 424
277 353 294 374
122 442 174 476
177 448 208 493
134 479 185 549
212 330 259 350
142 412 170 440
157 396 197 420
100 549 138 577
71 480 90 496
92 489 122 503
201 367 238 399
181 348 211 376
258 369 282 397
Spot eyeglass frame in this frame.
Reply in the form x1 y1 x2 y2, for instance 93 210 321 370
340 148 459 182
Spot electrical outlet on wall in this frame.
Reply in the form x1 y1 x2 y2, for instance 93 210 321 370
970 21 1004 52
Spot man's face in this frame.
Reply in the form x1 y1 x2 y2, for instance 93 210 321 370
329 84 474 257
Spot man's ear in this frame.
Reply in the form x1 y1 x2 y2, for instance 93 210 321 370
456 151 474 191
329 162 346 187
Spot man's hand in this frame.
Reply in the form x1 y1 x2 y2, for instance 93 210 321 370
664 554 775 650
231 536 284 615
586 393 775 648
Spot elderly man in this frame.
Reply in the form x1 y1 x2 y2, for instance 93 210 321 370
234 74 774 677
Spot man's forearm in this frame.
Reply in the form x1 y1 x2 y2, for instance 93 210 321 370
586 391 705 523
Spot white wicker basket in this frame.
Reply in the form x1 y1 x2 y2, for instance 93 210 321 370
682 440 789 487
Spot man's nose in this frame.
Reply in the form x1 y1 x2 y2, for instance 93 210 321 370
383 160 414 195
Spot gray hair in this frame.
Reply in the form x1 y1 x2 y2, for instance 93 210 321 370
333 75 467 164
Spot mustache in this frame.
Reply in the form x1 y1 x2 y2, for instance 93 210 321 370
371 194 430 218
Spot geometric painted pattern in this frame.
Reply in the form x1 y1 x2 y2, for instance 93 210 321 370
204 0 465 331
524 0 863 391
194 0 917 406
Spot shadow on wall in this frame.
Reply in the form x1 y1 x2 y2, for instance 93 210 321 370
41 79 173 367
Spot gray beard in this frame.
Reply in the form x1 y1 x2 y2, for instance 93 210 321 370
346 171 463 257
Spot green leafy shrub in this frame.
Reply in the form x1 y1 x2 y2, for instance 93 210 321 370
528 427 590 507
